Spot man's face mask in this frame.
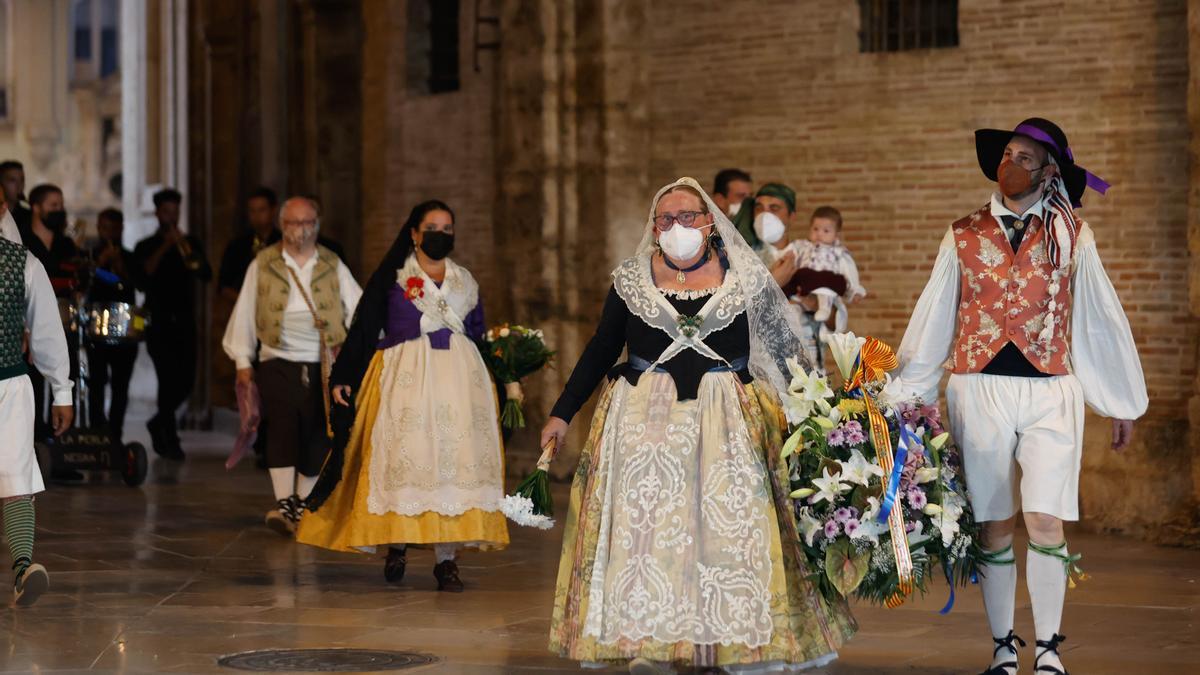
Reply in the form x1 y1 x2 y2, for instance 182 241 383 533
997 158 1047 199
42 209 68 233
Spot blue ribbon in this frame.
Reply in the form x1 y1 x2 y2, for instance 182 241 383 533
939 564 956 614
877 423 919 523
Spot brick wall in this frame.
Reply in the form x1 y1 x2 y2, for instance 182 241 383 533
357 0 1197 538
636 0 1195 537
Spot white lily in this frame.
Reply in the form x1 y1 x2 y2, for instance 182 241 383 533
786 357 835 403
839 448 886 487
849 497 888 544
930 431 951 451
811 467 851 505
906 519 929 547
824 331 867 382
915 467 940 484
782 395 816 427
781 430 804 459
799 509 824 547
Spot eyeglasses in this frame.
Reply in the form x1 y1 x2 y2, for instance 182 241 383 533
282 218 317 227
653 211 706 231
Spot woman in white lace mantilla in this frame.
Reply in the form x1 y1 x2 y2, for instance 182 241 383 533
541 178 855 674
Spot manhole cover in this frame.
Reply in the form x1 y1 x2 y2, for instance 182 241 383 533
218 649 438 672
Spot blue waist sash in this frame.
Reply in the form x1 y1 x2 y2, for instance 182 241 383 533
627 354 749 374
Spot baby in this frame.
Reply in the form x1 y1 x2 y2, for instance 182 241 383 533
782 206 865 322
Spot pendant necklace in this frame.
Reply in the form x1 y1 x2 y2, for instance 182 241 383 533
662 245 711 284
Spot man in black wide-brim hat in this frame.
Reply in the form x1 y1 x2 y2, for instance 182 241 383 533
885 118 1148 675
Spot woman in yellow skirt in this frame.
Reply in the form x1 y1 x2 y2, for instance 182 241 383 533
540 179 855 673
299 200 508 591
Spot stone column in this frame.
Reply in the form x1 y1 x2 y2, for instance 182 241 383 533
495 0 648 477
358 0 406 275
1186 0 1200 534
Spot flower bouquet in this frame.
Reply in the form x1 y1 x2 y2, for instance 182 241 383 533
500 442 556 529
782 332 982 610
479 324 555 428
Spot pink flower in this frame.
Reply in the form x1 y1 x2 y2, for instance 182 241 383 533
834 507 855 523
843 518 860 537
845 429 866 445
827 428 846 447
907 489 928 511
824 520 841 538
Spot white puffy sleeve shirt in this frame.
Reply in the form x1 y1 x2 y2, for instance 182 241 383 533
885 224 1148 420
222 251 362 370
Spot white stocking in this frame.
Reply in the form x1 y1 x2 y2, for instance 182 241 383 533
295 473 318 499
1027 542 1070 673
979 544 1019 670
268 467 296 502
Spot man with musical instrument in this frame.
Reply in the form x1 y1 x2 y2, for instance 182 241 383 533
0 217 73 606
222 196 360 536
133 188 212 460
87 208 139 443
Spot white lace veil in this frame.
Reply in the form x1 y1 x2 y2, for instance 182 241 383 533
614 176 811 400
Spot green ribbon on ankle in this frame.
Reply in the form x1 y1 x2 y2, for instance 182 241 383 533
978 543 1016 566
1028 541 1088 588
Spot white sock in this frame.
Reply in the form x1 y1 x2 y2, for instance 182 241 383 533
268 467 296 503
295 473 319 499
434 543 457 563
1028 542 1069 673
979 544 1019 669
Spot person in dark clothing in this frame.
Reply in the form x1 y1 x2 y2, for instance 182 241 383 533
21 184 79 443
133 188 212 460
219 188 348 303
0 160 31 230
86 208 139 441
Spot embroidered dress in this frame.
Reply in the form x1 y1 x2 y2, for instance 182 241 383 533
297 256 508 552
548 178 854 670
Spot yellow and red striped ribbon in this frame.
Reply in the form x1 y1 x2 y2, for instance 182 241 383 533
847 337 913 607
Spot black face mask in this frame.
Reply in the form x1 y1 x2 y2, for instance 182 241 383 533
42 210 68 233
419 231 455 260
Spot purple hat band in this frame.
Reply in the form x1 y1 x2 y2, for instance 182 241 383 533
1013 123 1111 195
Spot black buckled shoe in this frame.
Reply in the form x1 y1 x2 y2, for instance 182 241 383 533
14 560 49 607
384 547 407 583
265 498 296 537
979 630 1025 675
433 559 464 592
1035 634 1070 674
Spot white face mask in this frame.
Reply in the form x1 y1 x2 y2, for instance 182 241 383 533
658 223 709 262
754 211 785 245
727 200 742 218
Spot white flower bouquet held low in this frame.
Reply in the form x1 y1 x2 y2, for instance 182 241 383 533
782 332 983 610
500 441 556 529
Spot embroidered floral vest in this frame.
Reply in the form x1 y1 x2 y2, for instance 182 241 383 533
254 244 347 348
950 205 1072 375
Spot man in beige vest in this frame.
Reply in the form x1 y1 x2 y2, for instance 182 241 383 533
886 119 1147 675
222 197 361 535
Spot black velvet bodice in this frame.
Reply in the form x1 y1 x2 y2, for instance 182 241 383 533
549 286 751 423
